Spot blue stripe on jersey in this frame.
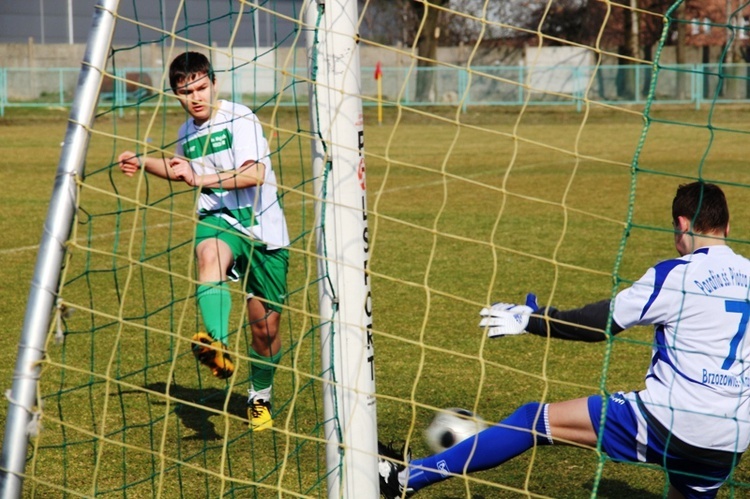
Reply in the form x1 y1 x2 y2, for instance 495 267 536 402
647 325 706 387
639 259 690 320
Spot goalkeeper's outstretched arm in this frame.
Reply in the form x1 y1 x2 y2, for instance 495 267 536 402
526 300 625 342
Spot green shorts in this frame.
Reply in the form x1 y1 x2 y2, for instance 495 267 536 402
195 215 289 314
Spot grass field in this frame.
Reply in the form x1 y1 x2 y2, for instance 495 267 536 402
3 103 750 498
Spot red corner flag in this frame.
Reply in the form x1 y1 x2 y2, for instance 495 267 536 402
374 61 382 80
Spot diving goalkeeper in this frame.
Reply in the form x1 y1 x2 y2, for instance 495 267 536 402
379 181 750 499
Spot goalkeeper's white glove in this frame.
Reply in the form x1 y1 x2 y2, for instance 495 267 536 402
479 293 538 338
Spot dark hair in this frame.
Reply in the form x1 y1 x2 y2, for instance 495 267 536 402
168 51 214 93
672 182 729 234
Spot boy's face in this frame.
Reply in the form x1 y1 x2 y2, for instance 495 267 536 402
174 71 215 125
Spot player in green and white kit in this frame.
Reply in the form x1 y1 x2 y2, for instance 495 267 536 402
118 51 289 431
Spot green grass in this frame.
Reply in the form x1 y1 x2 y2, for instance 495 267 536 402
3 104 750 498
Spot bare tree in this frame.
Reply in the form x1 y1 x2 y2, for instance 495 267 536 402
359 0 447 101
674 2 688 98
408 0 448 102
359 0 416 46
360 0 681 102
445 0 593 43
446 1 538 42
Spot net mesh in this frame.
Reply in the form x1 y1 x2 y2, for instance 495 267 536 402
15 0 750 497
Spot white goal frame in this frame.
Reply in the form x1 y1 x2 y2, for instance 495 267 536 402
305 0 379 497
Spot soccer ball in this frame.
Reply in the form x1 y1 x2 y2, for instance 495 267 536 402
424 407 487 453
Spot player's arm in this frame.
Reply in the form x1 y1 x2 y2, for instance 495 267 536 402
526 300 625 342
479 294 625 341
118 150 176 180
203 159 265 189
170 158 265 189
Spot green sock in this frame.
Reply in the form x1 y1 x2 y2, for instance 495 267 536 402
249 348 282 392
196 282 231 345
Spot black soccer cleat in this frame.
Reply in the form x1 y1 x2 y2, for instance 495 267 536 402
378 441 415 498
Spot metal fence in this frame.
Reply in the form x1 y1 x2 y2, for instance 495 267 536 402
2 63 749 116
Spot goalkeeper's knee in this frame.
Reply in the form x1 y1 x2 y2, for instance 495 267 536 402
514 402 553 446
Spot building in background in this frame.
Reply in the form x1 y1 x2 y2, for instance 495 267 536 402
683 0 750 62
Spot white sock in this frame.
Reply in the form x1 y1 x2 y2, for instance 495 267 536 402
248 386 272 403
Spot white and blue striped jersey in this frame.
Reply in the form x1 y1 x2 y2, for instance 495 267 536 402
612 245 750 453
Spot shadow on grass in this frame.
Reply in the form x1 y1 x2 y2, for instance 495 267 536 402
144 381 248 441
588 478 662 498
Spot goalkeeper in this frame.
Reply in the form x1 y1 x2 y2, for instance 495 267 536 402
379 182 750 499
118 51 288 432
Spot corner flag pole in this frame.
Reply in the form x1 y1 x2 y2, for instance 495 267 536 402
375 61 383 125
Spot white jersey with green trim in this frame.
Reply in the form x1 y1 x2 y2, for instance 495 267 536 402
175 99 289 249
612 245 750 453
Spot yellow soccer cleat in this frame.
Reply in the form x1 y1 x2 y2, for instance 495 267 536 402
247 399 273 431
191 332 235 379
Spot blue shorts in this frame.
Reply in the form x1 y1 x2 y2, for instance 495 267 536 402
588 392 742 499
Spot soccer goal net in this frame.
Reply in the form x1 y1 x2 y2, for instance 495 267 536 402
4 0 750 498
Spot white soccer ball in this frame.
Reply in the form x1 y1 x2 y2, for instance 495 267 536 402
424 407 487 453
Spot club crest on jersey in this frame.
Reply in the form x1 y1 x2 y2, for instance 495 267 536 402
209 133 229 149
183 129 233 159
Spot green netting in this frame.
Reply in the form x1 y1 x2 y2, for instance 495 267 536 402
11 0 750 498
27 2 330 498
599 1 750 497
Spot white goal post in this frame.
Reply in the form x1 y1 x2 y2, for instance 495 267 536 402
304 0 379 497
